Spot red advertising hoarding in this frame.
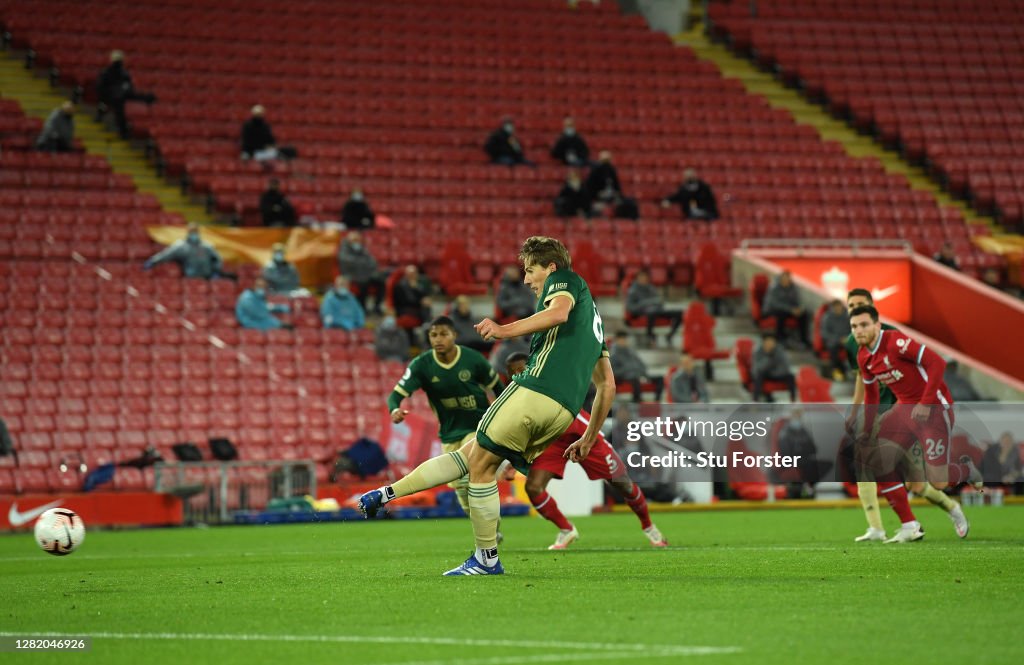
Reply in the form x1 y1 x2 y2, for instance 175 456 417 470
1 492 183 531
771 258 912 322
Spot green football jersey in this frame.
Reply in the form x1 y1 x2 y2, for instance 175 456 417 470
846 322 898 411
391 346 501 443
514 269 608 415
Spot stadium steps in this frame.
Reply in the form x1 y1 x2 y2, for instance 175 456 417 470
673 26 994 232
0 52 212 224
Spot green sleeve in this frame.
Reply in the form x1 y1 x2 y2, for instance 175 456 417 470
390 357 422 408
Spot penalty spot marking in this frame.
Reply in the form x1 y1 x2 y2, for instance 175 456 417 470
0 631 741 661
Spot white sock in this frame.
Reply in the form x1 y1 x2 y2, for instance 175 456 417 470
475 546 499 567
379 486 396 505
901 520 920 530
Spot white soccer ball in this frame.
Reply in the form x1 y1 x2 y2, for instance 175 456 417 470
34 508 86 556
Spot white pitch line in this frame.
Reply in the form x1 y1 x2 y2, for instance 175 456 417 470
0 632 740 657
379 647 729 665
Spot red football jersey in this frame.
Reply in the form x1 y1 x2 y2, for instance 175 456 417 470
857 329 952 408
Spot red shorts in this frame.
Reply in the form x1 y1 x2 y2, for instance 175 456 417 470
876 406 954 467
531 437 627 481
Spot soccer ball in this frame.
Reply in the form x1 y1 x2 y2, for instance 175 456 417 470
34 508 86 556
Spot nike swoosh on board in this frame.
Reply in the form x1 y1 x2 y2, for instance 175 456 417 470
8 500 65 527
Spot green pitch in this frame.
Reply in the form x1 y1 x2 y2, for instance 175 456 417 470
1 507 1022 664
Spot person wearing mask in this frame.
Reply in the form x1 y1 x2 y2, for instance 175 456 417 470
660 168 719 221
259 178 297 227
143 223 224 280
262 243 300 294
450 295 491 355
819 299 850 381
752 333 796 402
484 116 533 166
374 309 410 361
35 101 76 152
762 270 811 348
625 270 682 346
321 276 366 330
550 116 590 166
337 230 384 314
340 188 376 229
236 277 290 330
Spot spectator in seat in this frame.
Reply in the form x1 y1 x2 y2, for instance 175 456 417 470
490 335 531 378
550 116 590 167
35 101 75 153
96 50 156 139
584 151 637 220
341 187 376 229
763 270 811 348
981 267 1005 292
337 230 384 315
450 295 492 355
262 243 300 294
983 432 1023 494
610 331 664 402
374 309 410 361
143 223 224 280
553 169 591 219
943 359 984 402
669 353 709 404
752 333 796 402
625 269 682 346
392 264 433 330
321 276 366 330
776 408 823 497
495 265 536 320
933 242 960 271
259 178 296 227
241 105 278 161
819 299 850 381
236 277 290 330
660 168 719 221
484 116 533 166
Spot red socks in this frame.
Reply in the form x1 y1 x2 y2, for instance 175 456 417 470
625 483 653 530
530 491 573 531
880 482 917 525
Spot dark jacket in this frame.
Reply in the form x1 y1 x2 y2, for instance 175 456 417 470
670 368 709 403
393 279 428 318
584 162 622 202
550 132 590 165
666 179 719 219
97 61 133 105
553 182 590 218
484 128 524 162
753 345 792 378
341 199 376 229
259 188 296 227
241 117 276 156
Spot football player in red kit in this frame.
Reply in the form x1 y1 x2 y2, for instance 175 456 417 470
849 305 983 542
505 352 668 550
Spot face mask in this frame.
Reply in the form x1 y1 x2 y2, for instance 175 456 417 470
273 252 285 263
351 192 364 202
564 128 576 136
254 289 265 297
350 242 362 251
381 316 396 329
503 123 514 134
335 287 347 296
187 233 200 244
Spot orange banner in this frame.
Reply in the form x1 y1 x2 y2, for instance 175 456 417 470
146 226 344 287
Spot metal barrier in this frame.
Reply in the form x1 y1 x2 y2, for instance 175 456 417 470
154 460 317 524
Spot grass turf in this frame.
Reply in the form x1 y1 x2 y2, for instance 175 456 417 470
0 506 1022 664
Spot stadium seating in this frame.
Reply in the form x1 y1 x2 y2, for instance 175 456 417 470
734 337 793 401
709 0 1024 229
0 0 1002 282
681 301 731 379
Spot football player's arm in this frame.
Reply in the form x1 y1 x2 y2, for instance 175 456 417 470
476 295 571 341
565 355 615 463
477 355 505 398
387 362 421 422
913 343 947 419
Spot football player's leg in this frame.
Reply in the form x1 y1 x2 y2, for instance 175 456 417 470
443 435 475 515
525 466 573 531
361 446 469 517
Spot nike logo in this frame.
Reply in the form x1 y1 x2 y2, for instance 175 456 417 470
8 500 64 527
871 285 900 302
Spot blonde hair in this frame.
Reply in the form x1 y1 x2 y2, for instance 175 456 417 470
519 236 571 271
